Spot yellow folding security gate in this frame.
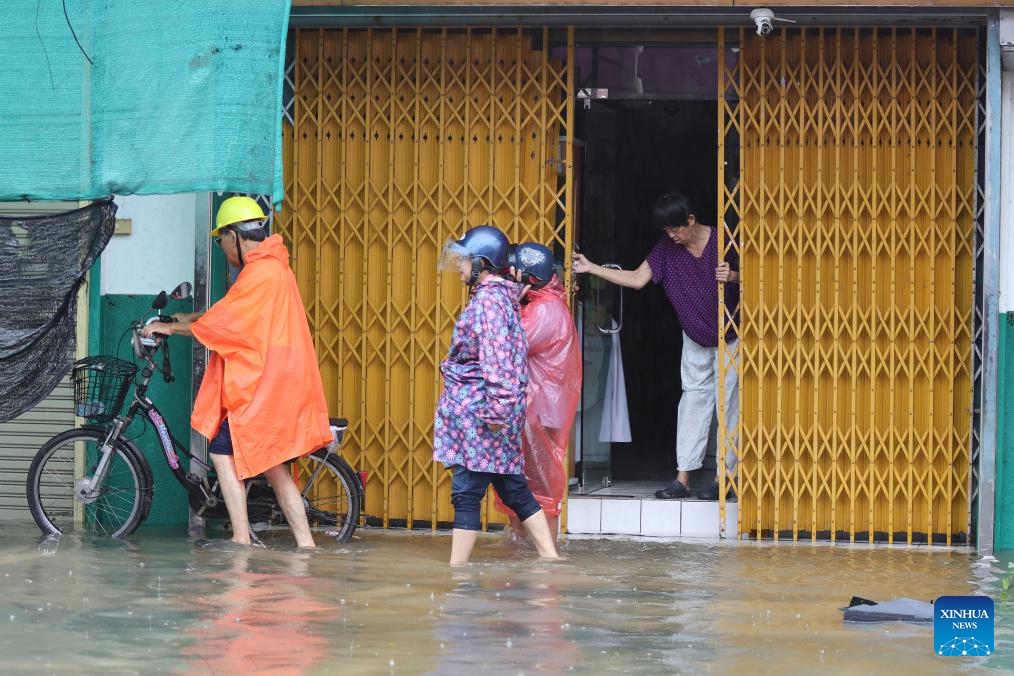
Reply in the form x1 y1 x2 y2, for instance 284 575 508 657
274 23 980 541
717 27 981 544
275 27 575 528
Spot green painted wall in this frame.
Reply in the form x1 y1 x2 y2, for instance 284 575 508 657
100 293 194 529
997 315 1014 551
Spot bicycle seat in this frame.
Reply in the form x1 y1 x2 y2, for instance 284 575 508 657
329 417 348 429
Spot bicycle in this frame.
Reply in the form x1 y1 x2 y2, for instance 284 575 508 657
25 283 364 542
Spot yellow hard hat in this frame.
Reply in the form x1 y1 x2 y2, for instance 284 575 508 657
212 196 266 236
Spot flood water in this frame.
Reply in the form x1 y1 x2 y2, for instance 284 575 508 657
0 521 1010 674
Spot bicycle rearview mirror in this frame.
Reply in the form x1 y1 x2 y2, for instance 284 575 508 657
171 282 193 301
151 291 168 310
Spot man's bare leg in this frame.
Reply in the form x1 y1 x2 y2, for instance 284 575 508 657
211 454 251 545
520 510 560 560
677 470 690 490
263 464 316 548
450 528 479 566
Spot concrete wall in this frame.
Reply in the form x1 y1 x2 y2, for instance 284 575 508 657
98 193 205 528
101 194 197 296
999 21 1014 550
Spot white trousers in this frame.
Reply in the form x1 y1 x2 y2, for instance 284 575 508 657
675 333 739 474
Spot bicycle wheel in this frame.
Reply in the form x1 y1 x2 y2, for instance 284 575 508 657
290 450 361 542
26 428 150 538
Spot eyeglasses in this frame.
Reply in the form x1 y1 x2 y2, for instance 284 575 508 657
213 229 232 247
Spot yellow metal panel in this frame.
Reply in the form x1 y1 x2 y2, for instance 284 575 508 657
277 28 573 529
720 26 977 544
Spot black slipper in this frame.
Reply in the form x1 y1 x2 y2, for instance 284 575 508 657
654 480 691 499
697 481 731 501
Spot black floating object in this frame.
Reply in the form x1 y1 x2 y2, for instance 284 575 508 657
843 597 934 623
846 596 878 609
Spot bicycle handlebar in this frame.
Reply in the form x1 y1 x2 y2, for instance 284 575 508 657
132 315 179 384
129 283 191 385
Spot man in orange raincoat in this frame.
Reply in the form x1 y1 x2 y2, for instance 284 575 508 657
495 242 582 542
142 196 332 548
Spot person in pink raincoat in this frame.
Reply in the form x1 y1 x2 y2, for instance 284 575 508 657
494 242 582 542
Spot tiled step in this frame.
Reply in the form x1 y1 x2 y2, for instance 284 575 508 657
565 482 738 538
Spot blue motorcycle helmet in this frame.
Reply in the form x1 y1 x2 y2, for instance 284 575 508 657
508 242 555 289
443 224 510 286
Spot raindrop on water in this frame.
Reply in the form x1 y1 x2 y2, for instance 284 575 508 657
506 639 513 648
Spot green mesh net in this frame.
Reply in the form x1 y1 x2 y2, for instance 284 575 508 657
0 1 290 205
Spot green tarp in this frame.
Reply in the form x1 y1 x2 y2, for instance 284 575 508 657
0 1 290 205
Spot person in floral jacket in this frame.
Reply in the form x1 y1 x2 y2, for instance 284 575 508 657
434 225 560 565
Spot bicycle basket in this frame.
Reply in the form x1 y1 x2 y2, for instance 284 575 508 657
72 356 137 422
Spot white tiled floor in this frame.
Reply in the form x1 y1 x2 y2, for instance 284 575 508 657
565 498 601 533
566 481 738 539
680 500 720 537
600 498 641 534
640 499 681 536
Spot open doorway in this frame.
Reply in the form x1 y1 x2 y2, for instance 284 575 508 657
575 95 719 490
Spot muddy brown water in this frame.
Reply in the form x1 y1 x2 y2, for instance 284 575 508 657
0 522 1009 674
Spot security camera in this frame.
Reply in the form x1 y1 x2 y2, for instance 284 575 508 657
750 8 775 37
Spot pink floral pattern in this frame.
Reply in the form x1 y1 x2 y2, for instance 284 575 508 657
433 275 528 474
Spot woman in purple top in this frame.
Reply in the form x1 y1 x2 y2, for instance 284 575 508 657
572 190 740 501
434 224 560 565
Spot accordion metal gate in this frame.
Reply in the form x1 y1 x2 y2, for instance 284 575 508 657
717 27 982 544
274 23 982 541
275 27 574 528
